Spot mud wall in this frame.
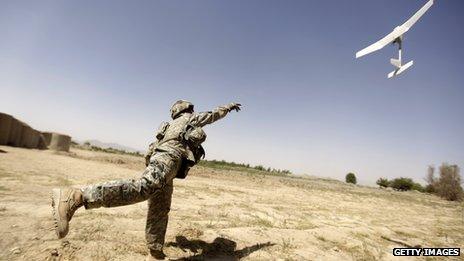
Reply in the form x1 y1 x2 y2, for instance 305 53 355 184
19 125 40 148
7 118 23 147
49 133 71 152
42 132 53 146
0 113 13 145
0 112 71 150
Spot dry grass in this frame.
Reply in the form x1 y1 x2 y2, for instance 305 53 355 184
0 145 462 260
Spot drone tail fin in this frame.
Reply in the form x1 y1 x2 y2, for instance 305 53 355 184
390 58 401 69
388 60 414 79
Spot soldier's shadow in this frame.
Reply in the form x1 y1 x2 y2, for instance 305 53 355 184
167 235 275 260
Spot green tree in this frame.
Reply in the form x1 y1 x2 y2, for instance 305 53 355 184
345 173 357 184
376 178 390 188
389 177 414 191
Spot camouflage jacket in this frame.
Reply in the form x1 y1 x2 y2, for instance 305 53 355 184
145 103 236 165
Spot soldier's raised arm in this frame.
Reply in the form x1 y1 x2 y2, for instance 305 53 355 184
191 102 241 127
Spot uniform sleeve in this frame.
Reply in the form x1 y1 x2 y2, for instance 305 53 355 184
190 104 233 127
144 142 156 166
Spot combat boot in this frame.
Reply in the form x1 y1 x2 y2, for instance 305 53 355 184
51 188 84 239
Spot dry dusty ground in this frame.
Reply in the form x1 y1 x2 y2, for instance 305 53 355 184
0 145 462 260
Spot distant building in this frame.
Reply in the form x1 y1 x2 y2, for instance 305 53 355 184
0 112 71 152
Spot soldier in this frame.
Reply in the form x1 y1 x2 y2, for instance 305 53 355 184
51 100 241 260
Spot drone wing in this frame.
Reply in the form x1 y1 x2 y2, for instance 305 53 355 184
355 0 434 59
355 29 400 58
402 0 434 31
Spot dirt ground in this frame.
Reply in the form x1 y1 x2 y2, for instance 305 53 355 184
0 145 462 260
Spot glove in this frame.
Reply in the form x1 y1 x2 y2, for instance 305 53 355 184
228 102 242 112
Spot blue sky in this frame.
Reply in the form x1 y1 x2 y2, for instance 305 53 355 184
1 0 463 184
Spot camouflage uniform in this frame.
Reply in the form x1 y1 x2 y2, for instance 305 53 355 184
81 102 239 253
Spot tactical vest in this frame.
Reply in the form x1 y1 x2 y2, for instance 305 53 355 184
153 113 206 178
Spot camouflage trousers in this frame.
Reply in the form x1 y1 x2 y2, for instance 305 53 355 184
81 151 182 252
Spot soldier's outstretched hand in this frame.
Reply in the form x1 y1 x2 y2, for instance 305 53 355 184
229 102 242 112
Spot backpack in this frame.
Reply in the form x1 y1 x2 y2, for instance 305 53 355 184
176 120 207 179
149 118 207 179
181 123 206 163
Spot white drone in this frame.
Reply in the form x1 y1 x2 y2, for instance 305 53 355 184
356 0 434 78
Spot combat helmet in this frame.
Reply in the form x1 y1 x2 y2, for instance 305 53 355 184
170 100 194 119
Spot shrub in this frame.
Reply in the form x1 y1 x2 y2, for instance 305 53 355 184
389 177 414 191
435 163 463 201
376 178 390 188
424 184 435 193
424 165 437 192
411 182 424 192
345 173 357 184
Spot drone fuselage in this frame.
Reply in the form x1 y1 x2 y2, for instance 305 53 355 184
388 37 413 78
